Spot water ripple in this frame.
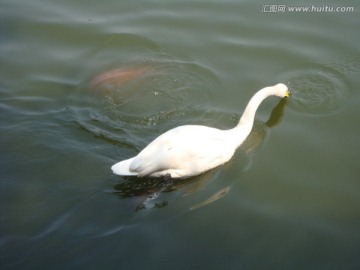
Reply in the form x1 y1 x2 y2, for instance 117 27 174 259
68 44 219 148
279 60 356 116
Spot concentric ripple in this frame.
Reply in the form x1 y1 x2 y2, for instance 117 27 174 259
68 50 219 148
282 65 350 116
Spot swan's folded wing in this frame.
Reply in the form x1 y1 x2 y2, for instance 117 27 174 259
132 134 234 177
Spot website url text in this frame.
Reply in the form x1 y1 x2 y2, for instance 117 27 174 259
261 5 354 13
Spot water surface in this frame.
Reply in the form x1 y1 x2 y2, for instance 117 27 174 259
1 0 360 269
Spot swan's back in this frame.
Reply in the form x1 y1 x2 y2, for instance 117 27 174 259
124 125 235 178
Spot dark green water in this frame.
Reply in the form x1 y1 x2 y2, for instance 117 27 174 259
1 0 360 269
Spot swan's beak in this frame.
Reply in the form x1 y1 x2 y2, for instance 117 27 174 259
284 90 290 99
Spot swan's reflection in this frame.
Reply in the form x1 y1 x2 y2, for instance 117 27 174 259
266 98 287 128
111 99 288 211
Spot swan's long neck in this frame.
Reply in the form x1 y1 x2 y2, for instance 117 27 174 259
238 87 271 127
231 87 275 147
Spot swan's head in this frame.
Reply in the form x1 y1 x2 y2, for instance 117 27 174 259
274 83 290 99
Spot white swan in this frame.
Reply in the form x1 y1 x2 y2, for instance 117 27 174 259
112 83 289 179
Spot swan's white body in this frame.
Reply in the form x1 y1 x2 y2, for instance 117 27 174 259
112 83 289 178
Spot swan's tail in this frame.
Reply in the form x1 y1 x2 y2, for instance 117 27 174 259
111 157 138 176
